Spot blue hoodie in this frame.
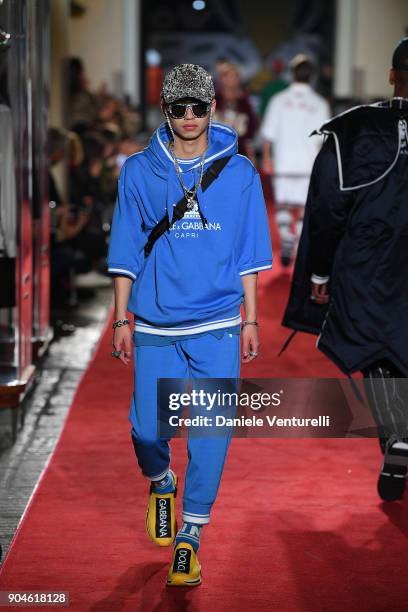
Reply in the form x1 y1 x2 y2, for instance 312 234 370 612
107 122 273 336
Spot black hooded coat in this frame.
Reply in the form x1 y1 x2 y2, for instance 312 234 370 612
282 98 408 376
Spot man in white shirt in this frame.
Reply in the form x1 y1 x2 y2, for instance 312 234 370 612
261 54 330 266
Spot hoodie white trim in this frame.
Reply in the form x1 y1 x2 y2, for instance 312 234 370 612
315 100 407 192
320 120 403 192
134 314 242 336
108 267 137 280
155 122 238 171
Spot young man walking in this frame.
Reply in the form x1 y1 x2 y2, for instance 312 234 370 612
107 64 272 586
261 54 329 267
283 39 408 503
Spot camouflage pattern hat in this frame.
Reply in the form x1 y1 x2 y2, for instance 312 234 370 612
161 63 215 104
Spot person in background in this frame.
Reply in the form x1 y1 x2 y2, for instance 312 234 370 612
258 57 288 118
48 127 91 313
67 130 84 169
94 95 123 134
68 132 109 275
214 62 258 164
97 126 122 203
115 137 144 172
65 58 145 289
261 54 330 267
213 57 231 90
283 37 408 503
67 57 98 134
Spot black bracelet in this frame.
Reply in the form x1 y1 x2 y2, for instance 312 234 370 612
112 318 130 329
241 320 258 327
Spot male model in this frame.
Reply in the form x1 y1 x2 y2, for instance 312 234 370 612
261 54 329 266
283 39 408 503
107 64 272 586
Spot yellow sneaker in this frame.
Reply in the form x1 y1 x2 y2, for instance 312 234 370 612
145 470 178 547
166 542 202 587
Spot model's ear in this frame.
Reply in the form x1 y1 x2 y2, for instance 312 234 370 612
210 99 216 115
389 68 396 86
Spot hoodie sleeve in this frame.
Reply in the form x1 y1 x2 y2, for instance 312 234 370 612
235 171 273 276
106 162 145 281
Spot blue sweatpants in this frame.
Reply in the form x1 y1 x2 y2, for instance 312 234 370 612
129 331 240 525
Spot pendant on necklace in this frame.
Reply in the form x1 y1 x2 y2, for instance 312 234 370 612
186 196 196 210
185 190 197 210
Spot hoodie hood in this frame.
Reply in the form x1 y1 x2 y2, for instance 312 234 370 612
313 100 408 191
144 121 238 177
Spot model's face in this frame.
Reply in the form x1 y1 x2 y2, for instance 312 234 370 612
163 97 216 141
220 68 240 89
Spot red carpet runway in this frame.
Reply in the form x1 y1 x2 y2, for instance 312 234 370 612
1 225 408 611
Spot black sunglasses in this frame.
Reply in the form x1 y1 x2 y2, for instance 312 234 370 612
167 102 211 119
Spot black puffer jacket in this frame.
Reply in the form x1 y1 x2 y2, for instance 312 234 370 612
282 98 408 375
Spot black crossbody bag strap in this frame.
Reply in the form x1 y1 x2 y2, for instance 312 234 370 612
144 155 232 257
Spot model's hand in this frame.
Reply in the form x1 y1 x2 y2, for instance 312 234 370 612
241 324 260 363
310 282 329 304
112 325 133 365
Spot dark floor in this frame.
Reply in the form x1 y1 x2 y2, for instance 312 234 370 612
0 288 112 565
